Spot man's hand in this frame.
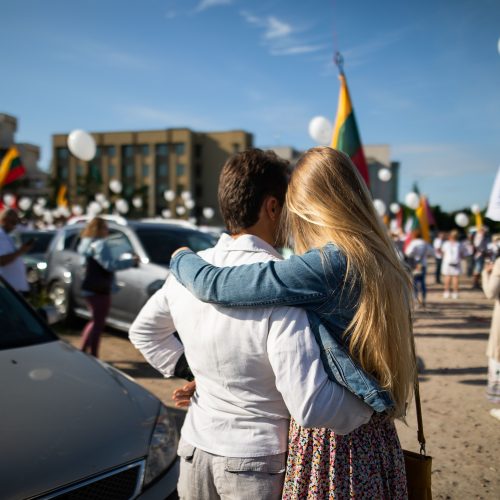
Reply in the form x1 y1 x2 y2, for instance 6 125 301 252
172 380 196 408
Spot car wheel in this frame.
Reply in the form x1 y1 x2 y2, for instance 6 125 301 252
48 280 73 322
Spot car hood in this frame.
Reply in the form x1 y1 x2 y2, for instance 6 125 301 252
0 340 161 499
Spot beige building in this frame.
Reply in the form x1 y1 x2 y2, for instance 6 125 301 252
52 128 253 224
0 113 50 198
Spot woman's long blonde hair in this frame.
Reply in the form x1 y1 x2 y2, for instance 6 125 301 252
80 217 108 239
284 147 415 418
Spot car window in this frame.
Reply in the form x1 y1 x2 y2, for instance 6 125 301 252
135 228 215 266
0 279 56 349
106 231 134 261
18 233 54 254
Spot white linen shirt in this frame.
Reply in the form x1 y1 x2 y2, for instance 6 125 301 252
129 233 372 458
0 228 28 292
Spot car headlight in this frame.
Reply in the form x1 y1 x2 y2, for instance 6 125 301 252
143 404 179 486
36 262 47 270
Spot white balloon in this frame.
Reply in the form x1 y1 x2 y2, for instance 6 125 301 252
132 196 143 208
390 203 400 214
162 209 172 218
18 197 32 211
115 199 129 214
188 217 197 225
95 193 106 204
72 204 83 216
109 179 122 194
405 192 420 210
67 129 96 162
33 204 44 217
373 199 386 217
3 194 15 207
101 200 110 210
164 190 176 202
59 206 71 218
181 191 192 201
43 211 54 224
176 206 186 216
470 204 481 215
378 168 392 182
87 201 102 216
308 116 332 145
185 199 195 210
203 207 215 219
455 212 469 227
37 197 47 207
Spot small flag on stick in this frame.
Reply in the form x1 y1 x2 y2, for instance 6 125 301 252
0 147 26 187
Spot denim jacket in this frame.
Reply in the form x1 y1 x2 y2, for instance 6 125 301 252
170 244 395 413
77 237 136 295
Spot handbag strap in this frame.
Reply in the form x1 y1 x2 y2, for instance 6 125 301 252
410 314 427 455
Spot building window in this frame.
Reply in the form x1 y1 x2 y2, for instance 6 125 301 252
195 184 203 198
124 164 135 177
157 163 168 177
142 165 149 177
77 165 85 177
156 144 168 156
232 143 240 153
176 164 185 177
195 163 202 178
95 146 103 158
176 184 185 196
57 147 69 159
157 183 167 194
141 144 149 156
107 146 116 157
60 166 68 180
174 143 185 156
123 145 134 158
194 144 202 158
109 164 116 177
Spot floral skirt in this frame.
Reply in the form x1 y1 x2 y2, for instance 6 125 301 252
282 412 408 499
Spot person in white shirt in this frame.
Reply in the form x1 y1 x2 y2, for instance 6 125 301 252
441 229 469 299
0 208 31 293
405 229 435 307
129 149 372 500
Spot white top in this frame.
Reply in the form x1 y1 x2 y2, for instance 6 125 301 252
405 238 434 266
129 233 372 458
0 228 29 292
441 240 468 266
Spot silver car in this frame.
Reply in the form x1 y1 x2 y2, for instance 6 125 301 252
0 277 180 499
45 219 216 331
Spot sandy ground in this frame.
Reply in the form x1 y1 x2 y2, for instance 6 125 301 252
58 274 500 499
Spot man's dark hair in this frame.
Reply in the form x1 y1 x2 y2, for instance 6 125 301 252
218 149 289 234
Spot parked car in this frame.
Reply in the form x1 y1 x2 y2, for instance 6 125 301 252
13 229 56 289
45 219 217 331
0 276 180 499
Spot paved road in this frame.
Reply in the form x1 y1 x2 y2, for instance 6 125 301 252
58 274 500 499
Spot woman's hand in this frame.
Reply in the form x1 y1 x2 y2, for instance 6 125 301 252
172 380 196 408
484 261 494 274
171 247 191 259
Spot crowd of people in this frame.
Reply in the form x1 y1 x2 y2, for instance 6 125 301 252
1 146 499 498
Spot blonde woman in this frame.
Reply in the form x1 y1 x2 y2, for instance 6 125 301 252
78 217 137 357
170 147 415 498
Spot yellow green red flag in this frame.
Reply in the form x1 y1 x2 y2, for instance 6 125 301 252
415 196 431 242
331 74 370 186
0 147 26 187
57 184 68 207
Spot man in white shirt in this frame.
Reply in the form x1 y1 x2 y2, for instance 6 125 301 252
0 208 31 293
129 149 372 500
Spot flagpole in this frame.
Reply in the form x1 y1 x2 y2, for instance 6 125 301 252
334 51 345 77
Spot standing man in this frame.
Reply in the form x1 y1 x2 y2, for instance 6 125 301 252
130 149 372 500
0 208 31 293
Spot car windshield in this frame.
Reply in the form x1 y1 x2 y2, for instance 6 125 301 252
135 227 216 266
0 279 56 349
19 232 54 254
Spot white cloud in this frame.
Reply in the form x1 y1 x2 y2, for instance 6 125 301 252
240 10 326 58
265 17 293 39
195 0 232 12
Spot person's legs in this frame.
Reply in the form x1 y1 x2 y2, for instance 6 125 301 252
435 258 442 284
420 266 427 305
452 276 459 299
80 294 111 357
443 275 451 298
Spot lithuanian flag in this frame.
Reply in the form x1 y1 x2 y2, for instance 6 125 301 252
415 196 431 243
0 147 26 187
331 74 370 186
57 184 68 207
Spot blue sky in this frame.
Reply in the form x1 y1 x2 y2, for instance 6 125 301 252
2 0 499 211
